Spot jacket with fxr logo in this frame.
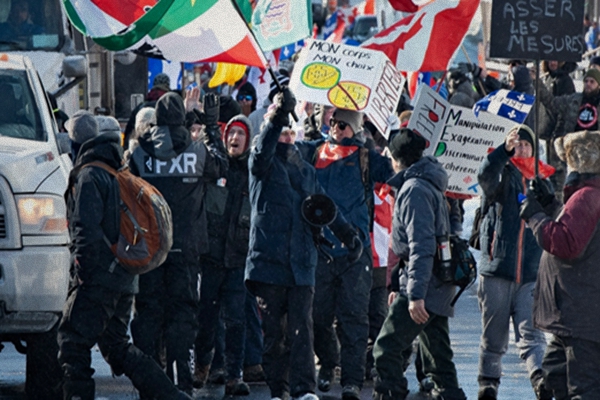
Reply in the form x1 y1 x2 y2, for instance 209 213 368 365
128 92 228 256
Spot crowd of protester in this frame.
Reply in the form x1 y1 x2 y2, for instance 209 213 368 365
56 49 600 400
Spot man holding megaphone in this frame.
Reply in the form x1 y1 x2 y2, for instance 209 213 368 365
244 87 361 400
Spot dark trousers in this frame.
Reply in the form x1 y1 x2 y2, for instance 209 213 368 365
58 284 180 400
366 283 389 376
244 291 264 367
194 264 246 379
373 295 464 399
253 283 316 398
313 248 372 388
543 335 600 400
131 252 200 393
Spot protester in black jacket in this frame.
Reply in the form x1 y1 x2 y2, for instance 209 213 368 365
58 111 191 400
193 114 253 395
127 92 228 395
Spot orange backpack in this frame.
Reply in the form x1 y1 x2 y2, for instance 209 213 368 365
82 161 173 274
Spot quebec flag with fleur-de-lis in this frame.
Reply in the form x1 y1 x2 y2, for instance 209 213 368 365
473 89 535 124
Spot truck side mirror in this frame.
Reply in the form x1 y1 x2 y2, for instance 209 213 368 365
56 132 72 155
62 55 87 78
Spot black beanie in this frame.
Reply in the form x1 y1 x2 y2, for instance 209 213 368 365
389 128 427 162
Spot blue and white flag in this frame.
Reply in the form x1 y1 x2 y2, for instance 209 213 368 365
473 89 535 124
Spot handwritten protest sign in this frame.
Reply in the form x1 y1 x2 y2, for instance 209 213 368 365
289 39 405 138
408 85 515 196
489 0 584 62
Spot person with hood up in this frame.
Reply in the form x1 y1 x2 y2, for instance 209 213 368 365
123 73 172 150
245 87 362 400
296 108 393 400
476 125 551 400
127 92 228 396
57 111 192 400
236 81 257 117
372 128 466 400
520 129 600 399
192 114 255 395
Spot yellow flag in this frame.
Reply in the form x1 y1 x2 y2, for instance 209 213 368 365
208 62 247 88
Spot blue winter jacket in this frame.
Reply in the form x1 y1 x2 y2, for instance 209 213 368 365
297 137 393 257
245 121 348 288
477 145 542 284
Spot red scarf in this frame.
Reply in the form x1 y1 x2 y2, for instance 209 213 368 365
315 143 359 169
510 157 555 180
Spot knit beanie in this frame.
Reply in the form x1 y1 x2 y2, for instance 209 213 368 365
508 124 536 152
66 110 99 144
268 73 291 101
152 73 170 91
224 115 252 153
332 108 363 135
97 115 121 137
585 68 600 86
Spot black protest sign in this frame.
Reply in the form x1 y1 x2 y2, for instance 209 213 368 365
489 0 584 62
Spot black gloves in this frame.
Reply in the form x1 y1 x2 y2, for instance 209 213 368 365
270 86 296 127
519 192 545 221
458 62 482 79
529 177 555 207
203 93 220 126
336 224 363 263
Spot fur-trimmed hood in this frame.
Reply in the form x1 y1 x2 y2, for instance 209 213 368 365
554 130 600 174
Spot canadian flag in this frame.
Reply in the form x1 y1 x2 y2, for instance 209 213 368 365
388 0 419 12
338 0 375 27
362 0 480 72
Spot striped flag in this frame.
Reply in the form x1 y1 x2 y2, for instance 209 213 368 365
63 0 268 68
473 89 535 124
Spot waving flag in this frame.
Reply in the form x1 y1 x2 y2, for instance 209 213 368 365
473 89 535 124
388 0 419 12
251 0 312 52
63 0 268 68
361 0 479 71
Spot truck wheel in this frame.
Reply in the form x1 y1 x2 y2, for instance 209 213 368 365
25 320 63 400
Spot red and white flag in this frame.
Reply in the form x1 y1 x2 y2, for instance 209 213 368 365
338 0 375 27
388 0 419 12
362 0 479 72
370 183 394 268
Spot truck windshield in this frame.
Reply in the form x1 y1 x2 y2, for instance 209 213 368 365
0 0 64 51
0 70 44 141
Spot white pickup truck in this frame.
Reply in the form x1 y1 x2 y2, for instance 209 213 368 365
0 54 79 399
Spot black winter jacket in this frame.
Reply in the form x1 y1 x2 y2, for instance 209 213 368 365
67 133 136 293
127 92 228 257
203 151 251 268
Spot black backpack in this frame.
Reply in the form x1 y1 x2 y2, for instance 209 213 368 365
435 235 477 306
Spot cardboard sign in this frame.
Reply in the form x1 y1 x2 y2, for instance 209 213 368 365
489 0 585 62
408 85 515 196
289 39 405 139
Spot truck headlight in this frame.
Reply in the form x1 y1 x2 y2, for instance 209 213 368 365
16 195 67 235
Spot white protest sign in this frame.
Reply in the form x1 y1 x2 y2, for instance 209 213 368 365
408 84 516 196
289 39 405 139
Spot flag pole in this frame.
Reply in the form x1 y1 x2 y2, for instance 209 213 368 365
230 0 298 122
533 58 540 180
460 44 487 96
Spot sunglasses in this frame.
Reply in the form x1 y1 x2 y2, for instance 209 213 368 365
330 118 349 130
237 94 253 102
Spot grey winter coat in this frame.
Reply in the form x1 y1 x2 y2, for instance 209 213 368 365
388 156 456 317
